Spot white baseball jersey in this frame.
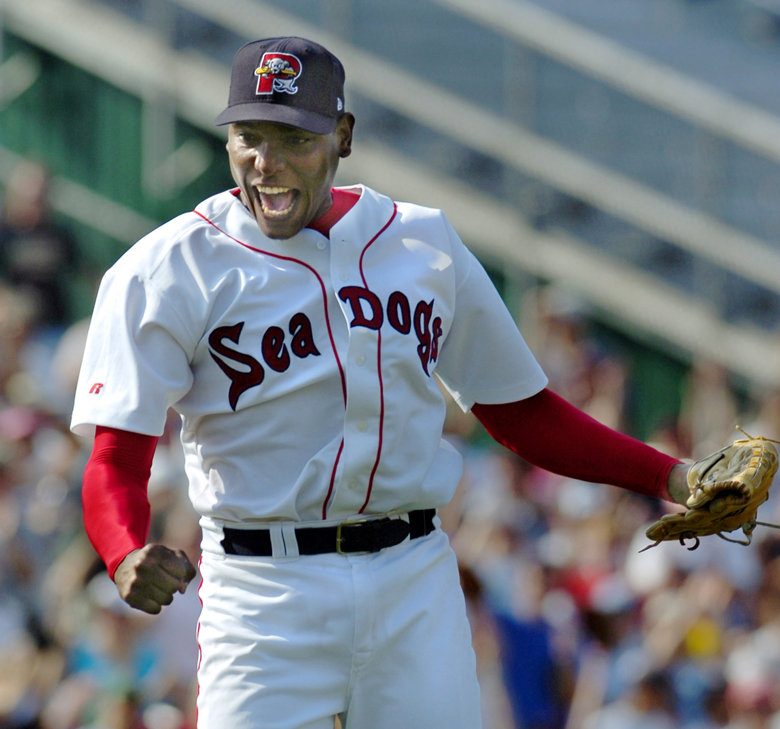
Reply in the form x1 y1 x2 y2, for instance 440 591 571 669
71 185 547 526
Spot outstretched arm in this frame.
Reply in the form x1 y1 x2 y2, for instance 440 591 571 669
472 388 688 504
83 426 196 613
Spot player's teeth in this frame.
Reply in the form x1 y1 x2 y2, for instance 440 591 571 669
257 186 295 217
262 205 294 218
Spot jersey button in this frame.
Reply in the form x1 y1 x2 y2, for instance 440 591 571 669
339 272 348 281
357 421 368 432
317 240 326 250
356 355 365 366
349 479 359 490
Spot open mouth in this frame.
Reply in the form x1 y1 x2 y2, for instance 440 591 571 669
256 185 296 218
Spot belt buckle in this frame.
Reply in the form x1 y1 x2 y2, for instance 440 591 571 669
336 518 371 554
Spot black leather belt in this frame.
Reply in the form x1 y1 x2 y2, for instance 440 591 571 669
221 509 436 556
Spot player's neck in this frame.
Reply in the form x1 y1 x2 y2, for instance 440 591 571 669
306 188 360 239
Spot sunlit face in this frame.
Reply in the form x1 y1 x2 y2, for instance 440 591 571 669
226 115 354 239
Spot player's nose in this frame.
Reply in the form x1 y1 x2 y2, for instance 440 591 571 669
253 141 284 175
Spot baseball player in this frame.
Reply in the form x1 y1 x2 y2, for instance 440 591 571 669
71 37 689 729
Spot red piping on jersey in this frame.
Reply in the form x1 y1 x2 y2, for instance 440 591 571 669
321 438 345 519
195 555 204 727
357 204 398 514
193 210 348 405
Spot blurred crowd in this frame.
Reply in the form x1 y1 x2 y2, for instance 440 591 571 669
443 287 780 729
2 161 780 729
0 162 201 729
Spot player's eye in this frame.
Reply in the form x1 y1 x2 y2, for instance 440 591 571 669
234 128 260 145
287 135 312 148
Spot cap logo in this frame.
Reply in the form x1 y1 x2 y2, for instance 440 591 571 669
255 52 302 95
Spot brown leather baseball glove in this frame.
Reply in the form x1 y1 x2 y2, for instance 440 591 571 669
643 430 780 551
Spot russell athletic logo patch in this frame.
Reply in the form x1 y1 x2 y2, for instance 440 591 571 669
255 53 302 95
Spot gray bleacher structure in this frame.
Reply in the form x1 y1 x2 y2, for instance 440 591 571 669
2 0 780 399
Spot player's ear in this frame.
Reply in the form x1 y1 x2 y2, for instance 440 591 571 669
337 113 355 159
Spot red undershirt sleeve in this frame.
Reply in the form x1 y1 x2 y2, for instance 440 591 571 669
82 426 159 579
471 388 682 502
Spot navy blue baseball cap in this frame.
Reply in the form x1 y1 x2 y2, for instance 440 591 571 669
215 37 346 134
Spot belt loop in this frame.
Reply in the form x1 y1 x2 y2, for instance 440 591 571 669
269 523 300 560
269 524 287 558
281 523 300 559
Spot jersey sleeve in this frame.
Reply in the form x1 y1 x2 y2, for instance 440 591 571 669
71 260 196 437
434 218 548 411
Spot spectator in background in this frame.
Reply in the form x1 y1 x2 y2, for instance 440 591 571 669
0 161 79 333
519 286 597 410
678 359 740 459
581 670 677 729
0 283 39 404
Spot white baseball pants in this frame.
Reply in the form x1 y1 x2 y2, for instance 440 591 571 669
196 524 482 729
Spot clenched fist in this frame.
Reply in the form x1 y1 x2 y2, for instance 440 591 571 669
113 544 197 614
